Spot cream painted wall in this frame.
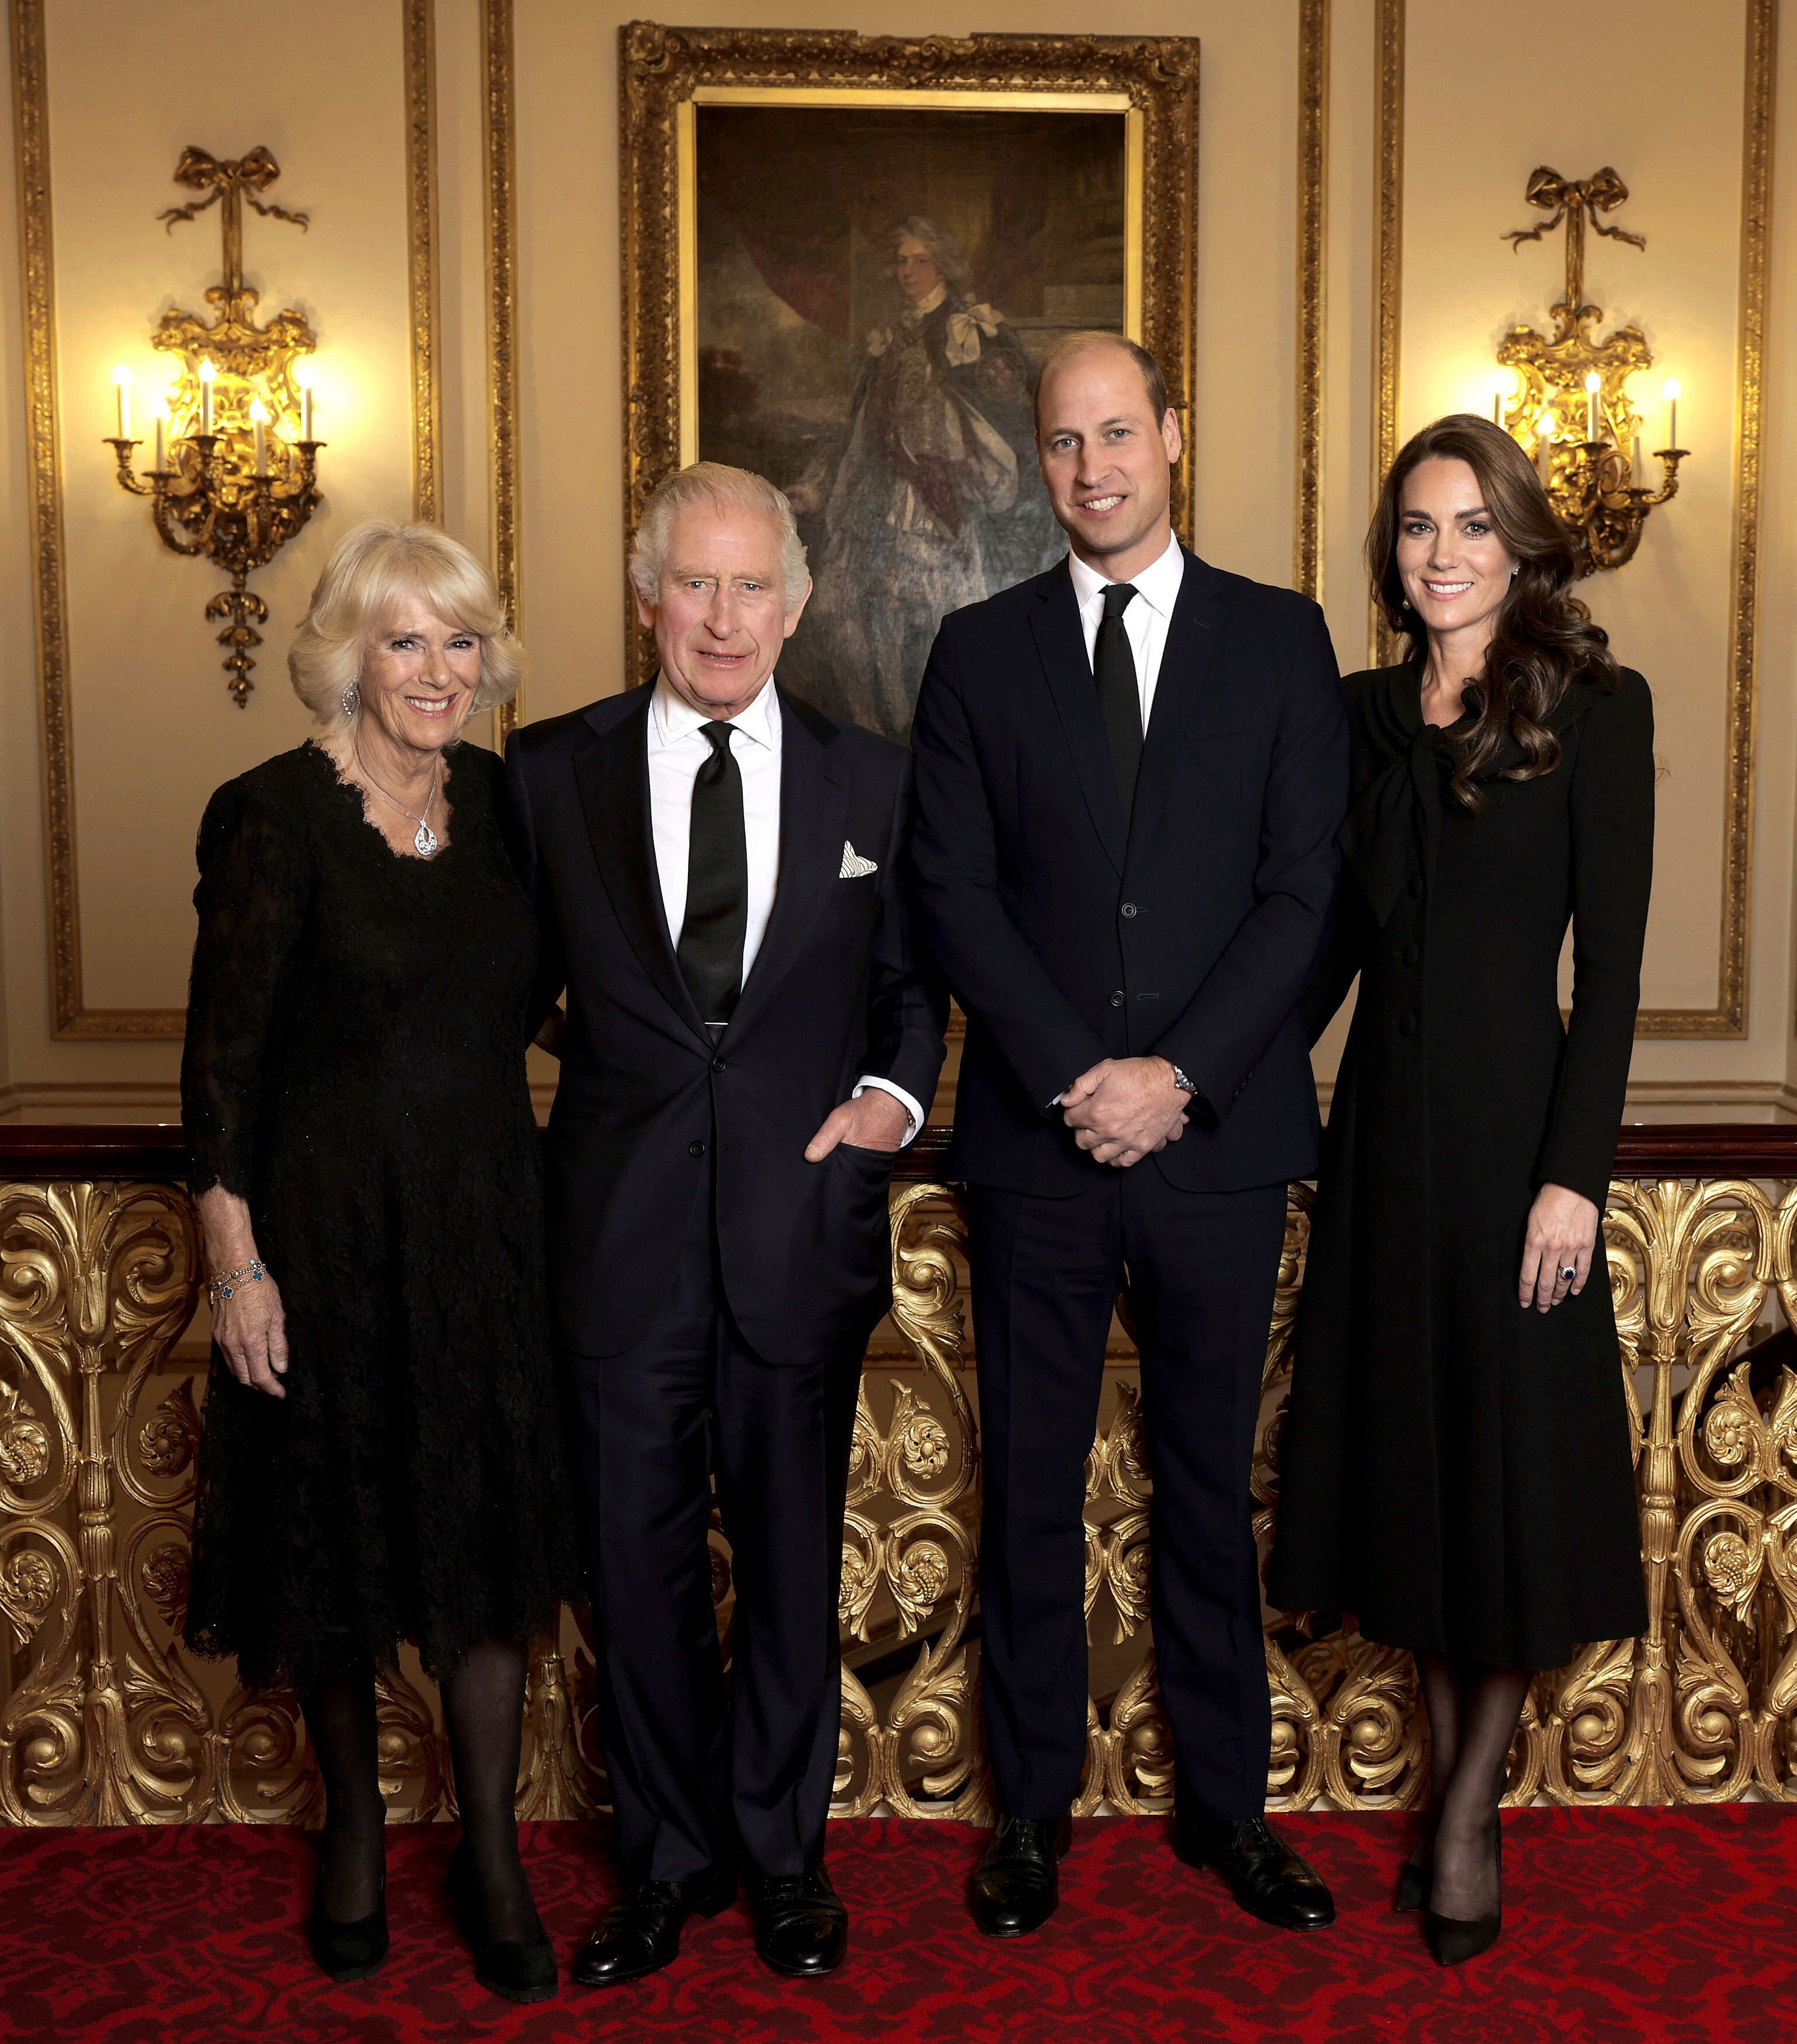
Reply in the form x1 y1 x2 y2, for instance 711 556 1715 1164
0 1 1793 1119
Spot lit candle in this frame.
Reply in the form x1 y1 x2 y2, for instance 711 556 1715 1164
197 359 215 436
153 399 168 472
296 361 316 442
250 398 269 475
1584 370 1601 444
1535 411 1556 486
1663 377 1680 450
1492 390 1502 425
112 365 131 440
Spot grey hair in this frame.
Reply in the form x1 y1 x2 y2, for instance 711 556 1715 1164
628 461 811 610
289 520 524 724
889 214 971 288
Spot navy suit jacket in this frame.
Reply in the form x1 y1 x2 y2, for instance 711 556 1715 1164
909 547 1348 1197
504 685 946 1361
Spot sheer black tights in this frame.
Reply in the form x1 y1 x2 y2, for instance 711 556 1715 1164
1412 1655 1534 1920
302 1636 541 1941
301 1665 385 1924
440 1635 543 1942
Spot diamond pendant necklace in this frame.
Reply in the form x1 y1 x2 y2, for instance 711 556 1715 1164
354 736 442 857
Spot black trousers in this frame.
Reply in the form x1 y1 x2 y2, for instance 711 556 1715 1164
566 1187 862 1883
968 1170 1287 1821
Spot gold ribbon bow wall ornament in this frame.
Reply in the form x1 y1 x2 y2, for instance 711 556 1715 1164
1494 166 1685 578
105 148 326 705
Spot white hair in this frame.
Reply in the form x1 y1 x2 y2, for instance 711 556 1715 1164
628 461 809 610
289 520 523 724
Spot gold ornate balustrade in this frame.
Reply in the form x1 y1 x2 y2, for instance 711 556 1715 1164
3 1121 1796 1827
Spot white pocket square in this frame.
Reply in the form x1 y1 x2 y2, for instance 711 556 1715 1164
839 840 878 879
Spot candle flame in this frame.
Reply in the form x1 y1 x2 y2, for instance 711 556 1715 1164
1535 411 1556 440
153 399 169 420
1583 371 1601 395
249 398 270 422
197 360 216 383
294 361 317 390
1662 378 1680 401
111 364 131 387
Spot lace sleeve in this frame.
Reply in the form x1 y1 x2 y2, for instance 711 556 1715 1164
180 771 312 1198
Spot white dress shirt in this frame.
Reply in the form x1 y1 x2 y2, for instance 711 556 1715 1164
646 675 923 1143
1066 529 1186 730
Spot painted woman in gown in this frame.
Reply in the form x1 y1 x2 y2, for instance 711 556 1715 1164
786 215 1055 739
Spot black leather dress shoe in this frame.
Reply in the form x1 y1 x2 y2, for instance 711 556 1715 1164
308 1872 388 1984
573 1864 735 1989
447 1843 558 2003
968 1814 1072 1938
746 1865 848 1977
1174 1813 1335 1931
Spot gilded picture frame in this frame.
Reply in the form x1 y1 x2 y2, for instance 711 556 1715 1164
618 25 1201 725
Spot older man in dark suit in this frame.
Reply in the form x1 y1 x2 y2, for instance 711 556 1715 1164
910 334 1348 1938
505 463 944 1986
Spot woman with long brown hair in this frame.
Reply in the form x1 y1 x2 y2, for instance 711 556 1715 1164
1268 415 1653 1965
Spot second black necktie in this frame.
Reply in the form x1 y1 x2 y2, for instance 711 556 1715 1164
1095 582 1143 826
677 720 749 1028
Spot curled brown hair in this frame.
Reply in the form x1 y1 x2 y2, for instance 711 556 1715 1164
1367 413 1618 808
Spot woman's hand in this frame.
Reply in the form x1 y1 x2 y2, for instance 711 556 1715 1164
197 1184 290 1399
1518 1182 1601 1313
213 1271 290 1399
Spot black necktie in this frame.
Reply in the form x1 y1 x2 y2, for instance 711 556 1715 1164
1095 583 1143 825
677 721 748 1028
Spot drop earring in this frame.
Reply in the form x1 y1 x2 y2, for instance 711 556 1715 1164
341 678 360 720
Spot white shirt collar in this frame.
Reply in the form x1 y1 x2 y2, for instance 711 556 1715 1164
1067 528 1184 617
650 673 783 751
907 281 949 319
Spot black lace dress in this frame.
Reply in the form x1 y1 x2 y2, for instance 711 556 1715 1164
180 741 579 1693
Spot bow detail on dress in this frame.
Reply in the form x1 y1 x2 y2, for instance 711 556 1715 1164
1340 667 1606 928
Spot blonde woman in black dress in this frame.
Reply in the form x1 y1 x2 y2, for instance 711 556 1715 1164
1270 416 1652 1965
182 522 579 1999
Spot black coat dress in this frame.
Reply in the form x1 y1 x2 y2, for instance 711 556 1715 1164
180 742 581 1693
1267 663 1653 1669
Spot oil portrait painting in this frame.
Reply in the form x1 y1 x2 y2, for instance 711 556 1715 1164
693 105 1130 740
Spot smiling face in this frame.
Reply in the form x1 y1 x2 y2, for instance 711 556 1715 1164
1035 342 1182 582
1395 456 1518 642
358 592 482 754
639 499 810 719
894 235 941 304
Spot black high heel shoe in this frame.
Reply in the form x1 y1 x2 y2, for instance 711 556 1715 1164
1423 1816 1502 1966
448 1841 558 2004
308 1868 389 1983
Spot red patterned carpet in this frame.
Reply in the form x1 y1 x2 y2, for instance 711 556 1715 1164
2 1809 1793 2044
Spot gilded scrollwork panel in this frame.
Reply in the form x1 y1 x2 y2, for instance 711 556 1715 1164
7 1166 1797 1827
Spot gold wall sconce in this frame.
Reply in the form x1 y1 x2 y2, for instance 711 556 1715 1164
1493 167 1687 578
105 147 326 706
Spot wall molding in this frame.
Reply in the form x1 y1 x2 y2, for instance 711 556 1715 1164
482 0 523 738
1294 0 1327 600
9 0 444 1038
1634 0 1775 1039
404 0 441 524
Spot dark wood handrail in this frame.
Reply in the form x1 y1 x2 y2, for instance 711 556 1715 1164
2 1120 1795 1184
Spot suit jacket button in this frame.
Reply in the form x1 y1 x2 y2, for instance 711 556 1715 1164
688 1139 707 1156
1120 902 1139 918
1110 990 1125 1007
1397 1013 1417 1038
711 1058 727 1073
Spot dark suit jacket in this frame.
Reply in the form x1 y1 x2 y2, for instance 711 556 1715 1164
909 547 1348 1197
504 686 946 1362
